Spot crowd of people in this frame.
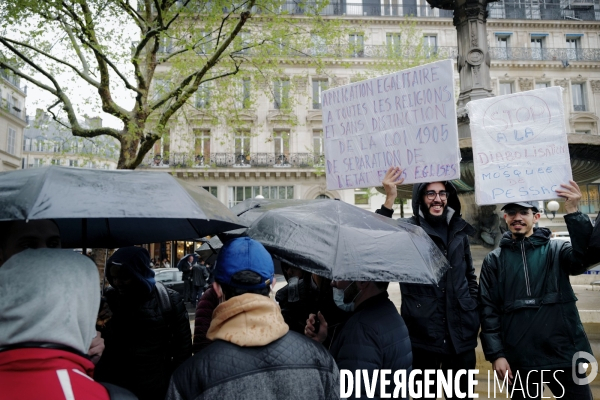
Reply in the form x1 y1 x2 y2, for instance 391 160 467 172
0 166 599 400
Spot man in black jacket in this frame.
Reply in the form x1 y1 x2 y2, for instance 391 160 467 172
479 182 598 400
306 280 412 400
95 247 192 400
376 166 478 399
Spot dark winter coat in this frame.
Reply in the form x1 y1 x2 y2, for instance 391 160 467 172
376 182 478 354
192 287 219 354
330 292 412 400
95 286 192 400
192 265 209 288
479 212 596 369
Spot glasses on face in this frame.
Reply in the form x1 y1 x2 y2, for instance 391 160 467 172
425 190 449 200
505 209 533 217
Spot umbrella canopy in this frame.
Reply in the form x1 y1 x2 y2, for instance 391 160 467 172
223 198 321 239
0 166 245 248
245 200 449 284
177 253 198 270
195 236 223 263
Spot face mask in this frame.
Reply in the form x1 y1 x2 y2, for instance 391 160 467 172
333 284 360 313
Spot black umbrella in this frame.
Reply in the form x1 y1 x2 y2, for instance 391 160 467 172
195 236 223 263
0 166 245 248
245 200 449 283
177 253 198 271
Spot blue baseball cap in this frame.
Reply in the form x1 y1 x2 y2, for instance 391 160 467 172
214 237 274 290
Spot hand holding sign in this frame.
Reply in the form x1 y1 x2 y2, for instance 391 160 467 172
382 166 405 209
556 180 582 214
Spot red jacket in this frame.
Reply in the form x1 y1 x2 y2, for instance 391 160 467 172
0 348 109 400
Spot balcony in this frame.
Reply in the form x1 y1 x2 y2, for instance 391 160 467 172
487 0 598 20
489 47 600 61
140 152 325 169
0 98 26 121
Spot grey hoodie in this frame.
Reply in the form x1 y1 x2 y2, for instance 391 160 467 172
0 248 100 354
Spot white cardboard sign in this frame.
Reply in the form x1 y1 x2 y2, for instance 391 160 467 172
466 86 572 205
322 59 460 190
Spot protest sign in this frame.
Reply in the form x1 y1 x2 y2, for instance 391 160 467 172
322 59 460 190
466 86 572 205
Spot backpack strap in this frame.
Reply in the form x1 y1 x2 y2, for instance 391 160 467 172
99 382 138 400
155 281 173 316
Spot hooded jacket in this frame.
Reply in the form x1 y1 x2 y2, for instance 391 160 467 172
330 291 412 400
0 249 122 400
376 182 478 354
166 293 340 400
479 212 596 369
95 247 191 400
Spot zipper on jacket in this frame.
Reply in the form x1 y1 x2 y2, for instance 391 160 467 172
520 241 532 297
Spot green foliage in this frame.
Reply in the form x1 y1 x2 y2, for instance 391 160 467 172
1 0 446 169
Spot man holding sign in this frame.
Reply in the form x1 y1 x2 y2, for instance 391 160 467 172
479 181 599 399
376 166 478 399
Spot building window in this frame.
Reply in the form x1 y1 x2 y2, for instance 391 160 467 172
313 130 324 155
495 35 510 59
312 79 328 110
575 130 591 134
196 82 211 108
423 35 437 58
33 158 43 168
530 36 545 60
198 31 211 55
315 194 331 199
228 186 294 207
151 79 168 102
194 129 211 166
234 131 251 165
51 159 60 165
354 188 370 205
386 33 402 55
535 82 549 89
236 78 251 109
7 127 16 155
311 34 327 56
572 83 587 111
69 159 79 167
235 31 250 54
158 36 172 54
499 82 513 95
202 186 218 197
349 34 364 58
273 79 290 110
566 36 581 60
580 184 600 214
152 135 170 165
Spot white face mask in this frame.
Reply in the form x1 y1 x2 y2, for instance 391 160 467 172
333 282 360 312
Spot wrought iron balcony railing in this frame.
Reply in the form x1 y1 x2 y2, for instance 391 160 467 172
487 1 598 21
0 98 26 121
489 47 600 61
140 152 326 169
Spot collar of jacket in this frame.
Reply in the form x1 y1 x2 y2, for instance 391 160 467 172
500 227 551 249
354 291 389 314
416 207 476 240
207 293 289 347
0 346 94 376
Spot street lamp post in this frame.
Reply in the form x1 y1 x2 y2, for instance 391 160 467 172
425 0 497 139
545 200 560 221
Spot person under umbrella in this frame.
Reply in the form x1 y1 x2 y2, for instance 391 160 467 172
95 247 191 400
305 279 412 400
177 254 197 304
0 249 136 399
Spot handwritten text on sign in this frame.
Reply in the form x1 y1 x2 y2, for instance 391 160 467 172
322 59 460 190
466 86 572 205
